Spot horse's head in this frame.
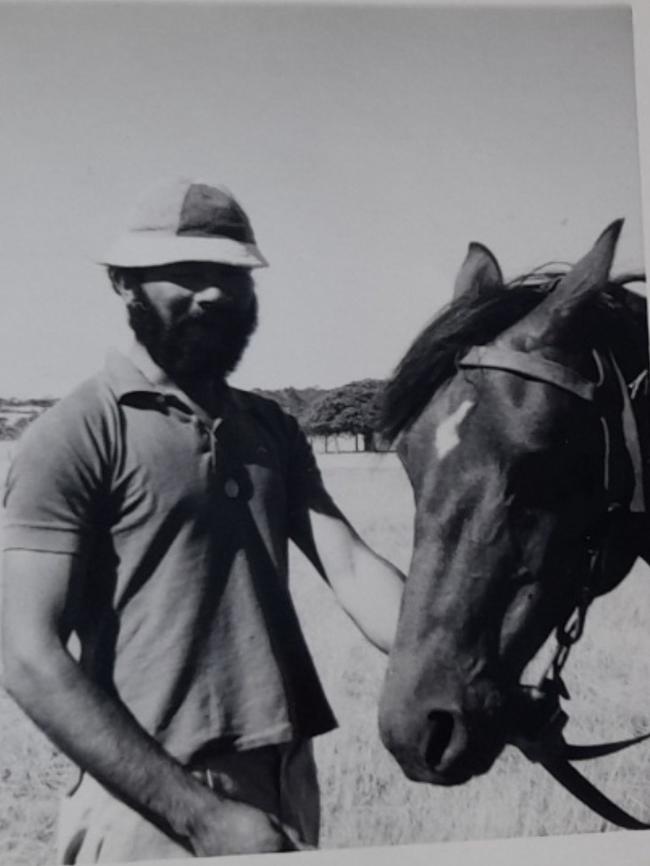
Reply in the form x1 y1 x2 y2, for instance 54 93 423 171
378 221 647 785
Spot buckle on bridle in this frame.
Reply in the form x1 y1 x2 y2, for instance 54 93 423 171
508 681 569 761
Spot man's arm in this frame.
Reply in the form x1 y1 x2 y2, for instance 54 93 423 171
1 548 288 856
290 496 404 652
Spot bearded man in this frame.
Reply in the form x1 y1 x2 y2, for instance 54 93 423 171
1 179 404 863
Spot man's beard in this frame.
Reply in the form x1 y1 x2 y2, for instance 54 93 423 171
126 287 258 383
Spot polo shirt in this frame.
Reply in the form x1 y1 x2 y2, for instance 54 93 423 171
3 350 337 762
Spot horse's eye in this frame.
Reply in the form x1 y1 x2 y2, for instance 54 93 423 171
511 562 535 585
511 446 598 509
509 453 556 506
510 503 542 541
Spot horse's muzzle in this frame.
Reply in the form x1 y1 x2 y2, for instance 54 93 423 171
378 681 507 784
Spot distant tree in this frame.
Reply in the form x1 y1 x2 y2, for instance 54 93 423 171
302 392 344 452
252 386 327 427
10 415 36 439
25 397 57 409
303 379 384 451
0 412 39 441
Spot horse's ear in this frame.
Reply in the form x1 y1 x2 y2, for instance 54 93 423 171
453 242 503 300
501 220 624 349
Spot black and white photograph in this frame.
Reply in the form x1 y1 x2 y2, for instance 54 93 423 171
1 1 650 864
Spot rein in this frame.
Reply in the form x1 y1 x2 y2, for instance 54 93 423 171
458 333 650 828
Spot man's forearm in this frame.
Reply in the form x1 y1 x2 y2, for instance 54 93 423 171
335 547 404 652
3 640 207 849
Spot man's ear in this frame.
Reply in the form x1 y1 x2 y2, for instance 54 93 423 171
108 267 139 300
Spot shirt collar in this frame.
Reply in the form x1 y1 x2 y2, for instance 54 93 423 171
127 342 176 393
103 347 242 421
103 348 160 400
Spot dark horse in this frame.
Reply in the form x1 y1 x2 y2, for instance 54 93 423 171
378 221 650 813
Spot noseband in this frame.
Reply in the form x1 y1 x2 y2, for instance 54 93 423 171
457 338 650 828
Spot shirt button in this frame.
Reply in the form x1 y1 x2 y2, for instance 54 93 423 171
224 479 240 498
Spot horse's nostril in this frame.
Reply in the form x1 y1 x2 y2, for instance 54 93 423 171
424 710 455 769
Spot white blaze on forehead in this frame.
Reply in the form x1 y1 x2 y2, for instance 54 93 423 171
435 400 475 460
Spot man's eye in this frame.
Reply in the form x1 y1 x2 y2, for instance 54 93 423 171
175 271 199 282
175 273 206 289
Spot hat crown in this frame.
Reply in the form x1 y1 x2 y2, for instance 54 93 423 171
100 177 268 269
128 179 256 244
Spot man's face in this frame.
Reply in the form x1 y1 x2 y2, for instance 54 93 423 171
122 261 258 381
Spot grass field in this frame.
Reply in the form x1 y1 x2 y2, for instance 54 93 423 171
2 447 650 864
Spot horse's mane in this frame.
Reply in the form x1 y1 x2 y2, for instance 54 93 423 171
380 269 647 443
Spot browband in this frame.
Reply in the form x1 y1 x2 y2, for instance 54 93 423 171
458 345 600 402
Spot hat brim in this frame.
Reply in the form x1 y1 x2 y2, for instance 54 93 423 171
99 233 269 269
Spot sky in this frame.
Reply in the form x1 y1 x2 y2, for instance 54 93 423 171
0 1 644 397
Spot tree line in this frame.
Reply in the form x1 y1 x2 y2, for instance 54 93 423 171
0 382 389 451
254 379 387 452
0 398 57 441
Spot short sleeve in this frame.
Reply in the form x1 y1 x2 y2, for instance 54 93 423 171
284 414 332 514
2 394 109 556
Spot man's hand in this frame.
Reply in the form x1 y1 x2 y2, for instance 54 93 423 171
188 787 295 856
1 548 293 854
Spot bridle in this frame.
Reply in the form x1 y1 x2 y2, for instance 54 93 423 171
457 294 650 829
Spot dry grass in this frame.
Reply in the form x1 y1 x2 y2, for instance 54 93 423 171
2 449 650 863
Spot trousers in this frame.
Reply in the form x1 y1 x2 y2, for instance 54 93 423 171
56 740 320 863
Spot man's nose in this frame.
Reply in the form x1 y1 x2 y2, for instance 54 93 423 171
194 285 223 307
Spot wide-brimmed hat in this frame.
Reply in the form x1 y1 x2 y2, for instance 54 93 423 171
100 178 268 269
